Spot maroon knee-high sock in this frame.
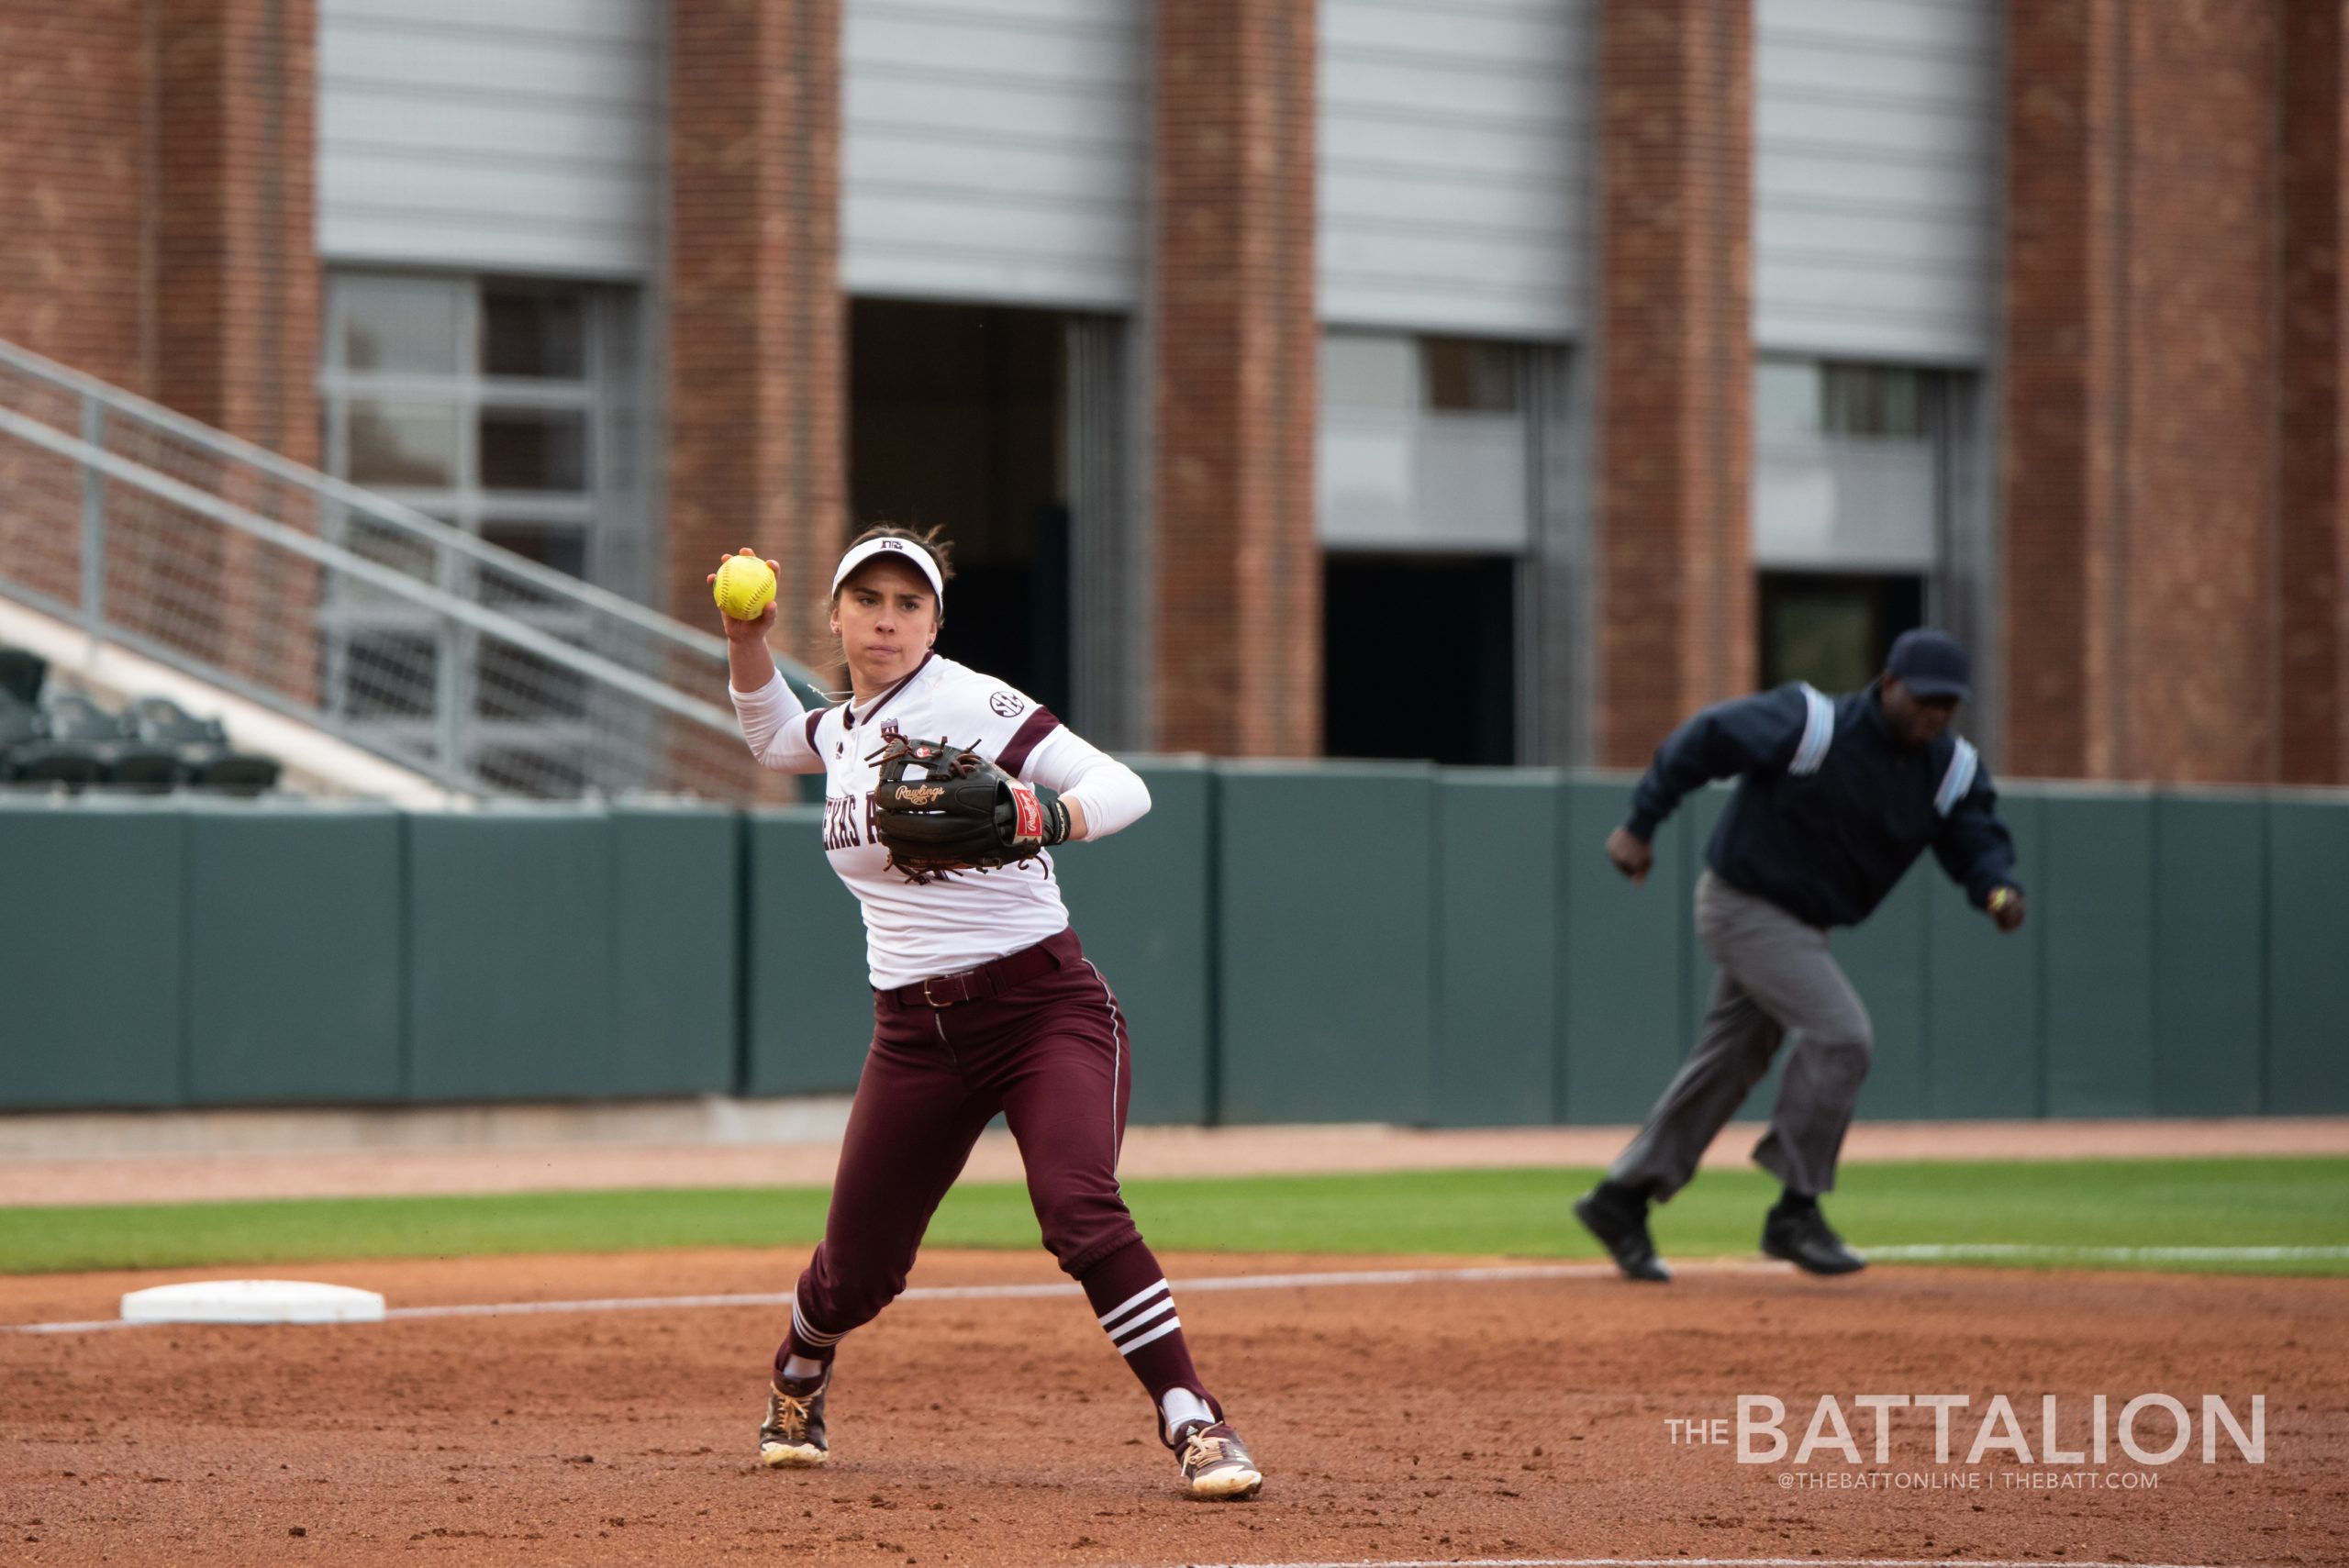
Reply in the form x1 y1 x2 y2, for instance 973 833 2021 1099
769 1291 842 1385
1078 1239 1210 1410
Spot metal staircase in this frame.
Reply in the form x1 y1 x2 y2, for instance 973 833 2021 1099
0 339 826 800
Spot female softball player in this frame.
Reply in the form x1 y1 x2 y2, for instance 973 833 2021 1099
713 525 1264 1500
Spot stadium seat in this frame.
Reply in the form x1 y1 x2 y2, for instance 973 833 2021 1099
0 692 105 786
0 646 44 706
128 695 283 795
41 691 184 790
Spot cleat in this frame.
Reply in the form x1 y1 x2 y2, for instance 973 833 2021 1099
1174 1420 1263 1500
758 1369 831 1468
1762 1206 1866 1276
1574 1187 1671 1283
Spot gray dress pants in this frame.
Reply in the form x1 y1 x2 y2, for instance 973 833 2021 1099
1609 871 1874 1200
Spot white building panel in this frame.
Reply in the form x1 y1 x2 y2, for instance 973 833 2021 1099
1754 0 2001 363
1319 0 1591 339
317 0 664 277
842 0 1149 308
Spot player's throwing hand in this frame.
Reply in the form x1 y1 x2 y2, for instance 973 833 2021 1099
707 547 782 639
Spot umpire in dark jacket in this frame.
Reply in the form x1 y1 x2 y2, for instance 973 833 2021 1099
1574 628 2024 1282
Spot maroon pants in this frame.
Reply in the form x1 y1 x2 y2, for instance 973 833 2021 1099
791 927 1146 1340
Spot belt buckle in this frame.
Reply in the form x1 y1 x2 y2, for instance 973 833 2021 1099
922 976 952 1009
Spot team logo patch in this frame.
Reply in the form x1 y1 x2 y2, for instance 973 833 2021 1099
881 719 901 740
989 691 1024 718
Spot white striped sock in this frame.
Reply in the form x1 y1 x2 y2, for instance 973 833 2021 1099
1116 1315 1184 1356
791 1299 846 1348
1095 1279 1170 1330
1107 1296 1176 1343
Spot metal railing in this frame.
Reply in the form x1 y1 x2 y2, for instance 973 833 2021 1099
0 339 828 799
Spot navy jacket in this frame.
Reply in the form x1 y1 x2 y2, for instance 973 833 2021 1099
1624 681 2020 930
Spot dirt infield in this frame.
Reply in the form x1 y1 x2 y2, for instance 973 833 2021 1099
4 1247 2342 1567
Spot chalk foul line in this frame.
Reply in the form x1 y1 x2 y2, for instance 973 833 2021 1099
1869 1243 2349 1262
7 1245 2340 1336
1168 1559 2227 1568
10 1260 1793 1335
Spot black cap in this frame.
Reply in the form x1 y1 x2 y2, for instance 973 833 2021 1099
1886 628 1971 701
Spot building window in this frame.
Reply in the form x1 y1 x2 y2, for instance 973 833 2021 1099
1757 572 1925 694
1318 331 1534 763
317 272 643 786
1753 355 1964 695
323 274 635 589
1319 332 1530 550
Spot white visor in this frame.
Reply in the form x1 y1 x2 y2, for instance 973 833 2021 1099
831 537 944 605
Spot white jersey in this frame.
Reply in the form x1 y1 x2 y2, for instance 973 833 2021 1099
730 653 1152 989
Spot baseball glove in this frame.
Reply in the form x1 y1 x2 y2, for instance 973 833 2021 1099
868 734 1071 879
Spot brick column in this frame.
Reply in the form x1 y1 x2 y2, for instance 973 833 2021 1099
1151 0 1319 757
0 3 152 390
2003 0 2282 783
0 4 154 612
666 0 844 668
151 0 319 695
1594 0 1753 768
2280 0 2349 786
151 0 317 465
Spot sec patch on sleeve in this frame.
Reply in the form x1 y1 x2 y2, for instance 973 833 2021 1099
989 691 1025 717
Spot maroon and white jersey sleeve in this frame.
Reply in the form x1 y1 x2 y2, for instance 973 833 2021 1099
1020 726 1152 840
729 672 828 773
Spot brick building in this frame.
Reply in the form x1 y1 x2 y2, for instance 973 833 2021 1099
3 0 2344 784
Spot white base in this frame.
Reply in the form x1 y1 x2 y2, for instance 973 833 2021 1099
119 1279 385 1325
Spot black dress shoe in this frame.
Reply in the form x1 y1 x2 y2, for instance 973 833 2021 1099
1574 1188 1671 1282
1761 1206 1866 1275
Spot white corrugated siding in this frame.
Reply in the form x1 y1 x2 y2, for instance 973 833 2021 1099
1319 0 1590 339
841 0 1149 308
317 0 664 277
1754 0 2000 363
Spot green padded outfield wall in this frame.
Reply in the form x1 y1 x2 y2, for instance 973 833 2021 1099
404 807 618 1101
184 800 404 1105
2267 796 2349 1114
1924 789 2045 1118
2 782 2347 1120
1431 770 1563 1127
741 806 874 1097
0 798 186 1107
1216 763 1436 1125
1052 761 1215 1126
2041 790 2157 1118
2152 794 2266 1116
1560 776 1689 1122
607 804 740 1097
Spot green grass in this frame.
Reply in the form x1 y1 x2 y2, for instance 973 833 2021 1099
5 1158 2345 1278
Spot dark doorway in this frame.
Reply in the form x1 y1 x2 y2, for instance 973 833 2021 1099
1323 554 1517 765
849 300 1070 713
1758 571 1925 694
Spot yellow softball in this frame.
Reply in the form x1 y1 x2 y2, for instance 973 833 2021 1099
713 555 777 621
